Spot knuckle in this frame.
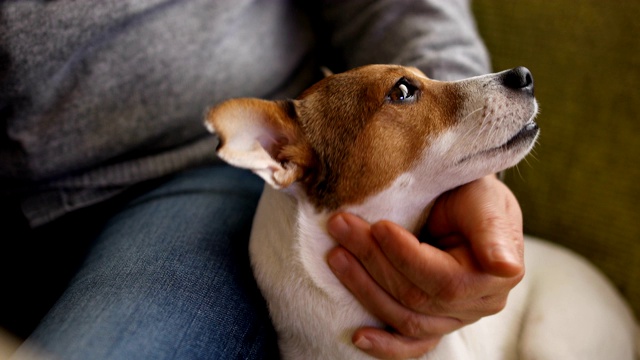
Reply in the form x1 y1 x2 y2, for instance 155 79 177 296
354 243 379 265
398 312 430 337
432 275 467 305
478 214 507 235
514 266 526 283
427 276 482 316
360 247 376 264
477 209 523 243
399 285 430 311
479 294 509 316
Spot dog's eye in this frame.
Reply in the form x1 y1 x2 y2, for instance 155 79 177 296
387 78 417 103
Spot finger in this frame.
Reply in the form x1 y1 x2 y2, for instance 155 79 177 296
427 176 524 277
371 220 481 294
328 213 419 303
371 220 506 315
351 327 441 360
330 213 467 293
327 213 378 264
329 214 463 315
326 247 462 338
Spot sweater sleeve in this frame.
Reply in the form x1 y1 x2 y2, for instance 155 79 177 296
315 0 491 80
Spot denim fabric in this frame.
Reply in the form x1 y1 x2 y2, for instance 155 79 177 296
13 165 279 359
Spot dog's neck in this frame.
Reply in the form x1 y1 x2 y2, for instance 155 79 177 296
259 169 442 299
338 172 439 233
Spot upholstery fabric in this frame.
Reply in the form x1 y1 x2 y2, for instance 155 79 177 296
473 1 640 318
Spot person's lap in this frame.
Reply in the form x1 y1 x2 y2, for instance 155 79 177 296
13 165 279 359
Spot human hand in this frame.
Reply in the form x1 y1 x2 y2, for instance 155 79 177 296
326 175 525 359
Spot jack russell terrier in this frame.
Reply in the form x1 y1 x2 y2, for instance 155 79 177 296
205 65 638 359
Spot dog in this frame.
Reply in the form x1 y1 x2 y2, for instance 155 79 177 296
205 65 638 359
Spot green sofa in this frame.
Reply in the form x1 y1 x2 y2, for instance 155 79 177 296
473 1 640 320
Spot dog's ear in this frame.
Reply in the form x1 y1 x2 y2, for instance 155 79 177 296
320 66 333 77
205 98 311 189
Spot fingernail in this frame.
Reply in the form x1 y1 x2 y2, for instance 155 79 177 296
354 335 373 350
328 250 349 275
328 214 350 240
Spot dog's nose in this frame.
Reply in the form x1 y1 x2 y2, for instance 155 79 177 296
501 66 534 94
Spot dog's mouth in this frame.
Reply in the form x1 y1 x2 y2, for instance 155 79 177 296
499 121 539 151
458 121 539 164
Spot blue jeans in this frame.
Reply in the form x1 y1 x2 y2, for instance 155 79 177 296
11 165 279 359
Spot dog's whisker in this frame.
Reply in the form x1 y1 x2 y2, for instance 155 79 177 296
461 107 484 123
526 150 540 164
462 120 483 143
457 108 485 148
468 113 493 150
514 164 525 181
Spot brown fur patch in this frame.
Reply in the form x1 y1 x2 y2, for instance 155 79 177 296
294 65 463 210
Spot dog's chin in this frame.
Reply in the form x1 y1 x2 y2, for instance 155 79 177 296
457 121 539 166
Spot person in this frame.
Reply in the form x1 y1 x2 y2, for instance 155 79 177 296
0 1 525 359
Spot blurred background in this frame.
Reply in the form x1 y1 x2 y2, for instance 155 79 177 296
472 1 640 318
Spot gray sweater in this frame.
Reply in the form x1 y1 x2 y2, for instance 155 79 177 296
0 0 489 227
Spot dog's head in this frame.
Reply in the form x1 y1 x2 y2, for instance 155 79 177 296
205 65 538 211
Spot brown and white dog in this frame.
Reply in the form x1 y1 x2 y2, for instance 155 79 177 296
205 65 638 359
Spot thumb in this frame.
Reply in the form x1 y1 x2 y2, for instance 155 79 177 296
426 176 524 277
